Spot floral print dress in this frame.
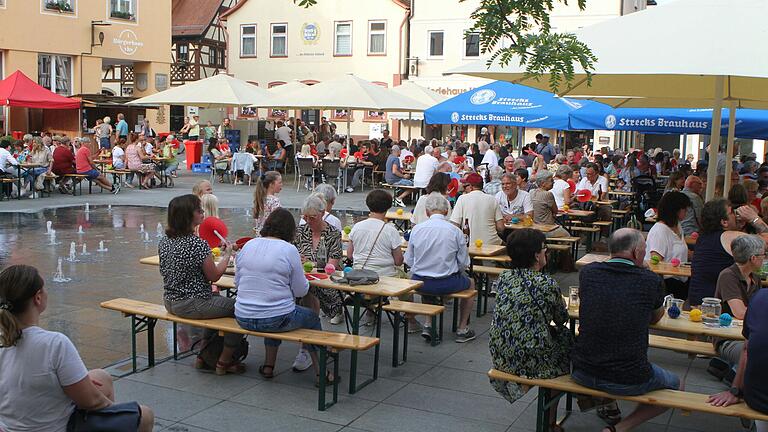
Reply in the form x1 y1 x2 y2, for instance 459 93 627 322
489 268 572 404
253 195 280 235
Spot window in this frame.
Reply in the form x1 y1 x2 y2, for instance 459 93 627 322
177 44 188 62
365 82 388 122
271 23 287 57
241 24 256 57
43 0 74 13
368 21 386 55
465 32 480 57
429 31 444 57
110 0 135 20
209 48 218 66
38 54 72 95
0 0 5 8
334 21 352 56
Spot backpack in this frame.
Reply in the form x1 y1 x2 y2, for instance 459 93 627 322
191 335 249 370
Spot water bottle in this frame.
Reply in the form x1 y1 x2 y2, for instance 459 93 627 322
316 241 328 272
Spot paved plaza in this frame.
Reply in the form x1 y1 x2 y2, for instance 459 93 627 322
0 170 748 432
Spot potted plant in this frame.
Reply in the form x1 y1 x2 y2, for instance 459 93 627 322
44 1 73 12
110 10 134 20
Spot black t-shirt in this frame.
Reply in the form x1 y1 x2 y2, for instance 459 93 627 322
380 138 393 149
744 288 768 414
573 259 664 385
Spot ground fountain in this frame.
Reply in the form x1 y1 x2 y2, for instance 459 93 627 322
81 243 90 255
49 229 60 245
52 258 71 283
139 223 145 233
66 242 78 262
97 240 108 252
77 225 85 234
143 232 152 243
156 222 163 238
46 220 52 234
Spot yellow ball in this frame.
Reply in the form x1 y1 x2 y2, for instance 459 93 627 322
211 247 221 257
396 208 404 215
475 239 483 248
689 309 703 322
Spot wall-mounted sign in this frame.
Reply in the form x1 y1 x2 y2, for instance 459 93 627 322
135 73 148 92
113 29 144 56
301 22 320 44
155 74 168 91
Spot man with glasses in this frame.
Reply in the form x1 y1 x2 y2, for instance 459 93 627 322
495 173 533 222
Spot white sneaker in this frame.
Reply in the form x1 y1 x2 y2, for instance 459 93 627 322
330 313 344 325
394 198 406 207
292 349 313 372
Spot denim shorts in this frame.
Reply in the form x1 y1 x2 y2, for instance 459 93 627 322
412 272 471 295
393 179 414 186
80 169 101 180
572 364 680 396
99 136 111 149
236 305 321 350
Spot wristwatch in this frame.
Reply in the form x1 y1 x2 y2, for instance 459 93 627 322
729 387 743 398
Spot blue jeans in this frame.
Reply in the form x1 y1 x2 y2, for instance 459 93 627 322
572 364 680 396
25 167 47 184
392 178 413 186
236 306 321 350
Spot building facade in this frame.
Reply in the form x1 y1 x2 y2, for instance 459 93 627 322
221 0 409 141
0 0 171 136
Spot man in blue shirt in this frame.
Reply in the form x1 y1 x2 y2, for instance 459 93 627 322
405 193 475 343
116 113 129 140
384 145 413 207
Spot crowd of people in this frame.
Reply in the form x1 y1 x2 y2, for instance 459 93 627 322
5 124 768 431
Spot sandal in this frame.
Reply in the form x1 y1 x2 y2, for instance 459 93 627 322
315 372 341 388
216 360 246 376
597 403 622 426
258 364 275 379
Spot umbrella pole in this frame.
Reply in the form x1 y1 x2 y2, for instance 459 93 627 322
3 105 8 136
705 76 724 201
723 101 737 193
346 108 351 155
408 112 412 142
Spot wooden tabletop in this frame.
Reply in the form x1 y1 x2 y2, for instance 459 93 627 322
308 274 422 297
506 222 559 232
569 309 744 340
467 244 506 257
596 200 617 206
139 255 236 280
560 209 594 218
385 210 413 221
609 191 634 197
574 253 691 277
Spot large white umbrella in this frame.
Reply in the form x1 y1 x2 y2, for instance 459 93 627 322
262 75 428 151
447 0 768 199
127 74 272 108
389 81 449 140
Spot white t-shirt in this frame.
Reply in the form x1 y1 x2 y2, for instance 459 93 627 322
551 178 570 209
411 192 452 225
481 150 499 168
494 189 533 216
0 327 88 432
413 154 439 188
275 126 292 145
450 190 504 246
576 175 609 198
644 222 689 281
144 142 154 156
298 211 342 232
349 218 402 277
112 146 125 169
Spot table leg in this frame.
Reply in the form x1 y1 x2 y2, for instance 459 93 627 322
347 294 381 394
16 165 21 200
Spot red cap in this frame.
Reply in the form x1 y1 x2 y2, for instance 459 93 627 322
461 173 484 186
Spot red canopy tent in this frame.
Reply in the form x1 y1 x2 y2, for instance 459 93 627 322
1 70 80 135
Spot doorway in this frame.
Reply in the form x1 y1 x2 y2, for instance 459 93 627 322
301 110 320 129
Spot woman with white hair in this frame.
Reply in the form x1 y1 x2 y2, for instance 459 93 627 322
483 165 504 195
479 141 499 168
530 170 570 238
292 193 344 370
552 165 573 210
299 184 342 232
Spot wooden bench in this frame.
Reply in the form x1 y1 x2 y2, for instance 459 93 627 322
567 225 601 251
382 300 445 367
416 288 477 333
470 265 505 316
488 368 768 432
0 177 18 201
101 298 379 411
62 173 91 195
546 236 581 264
105 169 132 188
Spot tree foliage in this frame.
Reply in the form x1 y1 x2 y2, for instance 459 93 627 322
292 0 596 92
462 0 597 92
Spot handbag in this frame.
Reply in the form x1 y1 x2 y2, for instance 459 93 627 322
524 281 573 344
333 222 386 285
191 334 249 370
67 401 142 432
